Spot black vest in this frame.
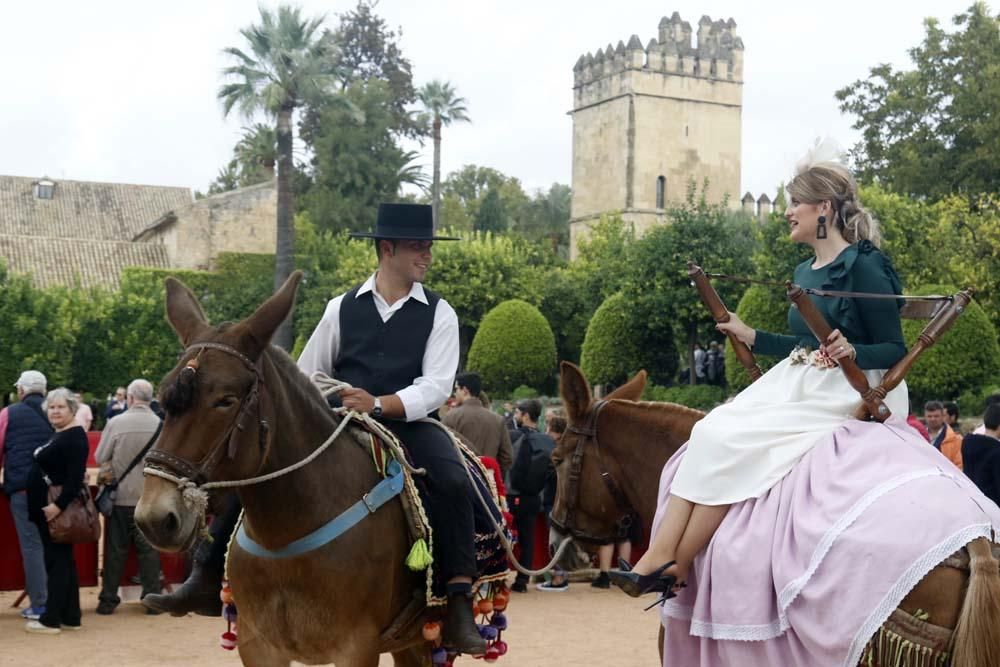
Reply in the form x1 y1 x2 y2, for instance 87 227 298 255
336 284 440 398
3 394 54 494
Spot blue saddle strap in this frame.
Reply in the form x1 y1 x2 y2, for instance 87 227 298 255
235 459 405 560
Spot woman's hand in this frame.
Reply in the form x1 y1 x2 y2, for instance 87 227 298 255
715 311 756 347
821 329 856 362
43 503 62 522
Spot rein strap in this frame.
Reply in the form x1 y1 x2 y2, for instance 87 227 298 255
705 273 952 302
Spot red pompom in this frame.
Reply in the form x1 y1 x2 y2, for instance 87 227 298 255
220 631 238 650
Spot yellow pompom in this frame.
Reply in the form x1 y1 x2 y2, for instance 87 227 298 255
405 538 433 571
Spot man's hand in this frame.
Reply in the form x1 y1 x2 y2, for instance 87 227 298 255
340 387 376 413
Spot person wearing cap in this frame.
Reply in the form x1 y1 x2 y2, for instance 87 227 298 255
0 370 53 620
144 204 488 655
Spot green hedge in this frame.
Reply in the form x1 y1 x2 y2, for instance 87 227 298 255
902 285 1000 405
467 299 556 395
724 285 789 392
580 293 642 386
641 383 727 411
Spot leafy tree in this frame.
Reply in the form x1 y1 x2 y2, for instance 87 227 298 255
624 182 755 384
417 80 470 228
520 183 572 252
218 4 345 349
302 81 427 233
837 4 1000 198
474 188 507 233
467 300 556 395
440 165 530 226
331 0 421 138
901 284 1000 405
580 293 643 386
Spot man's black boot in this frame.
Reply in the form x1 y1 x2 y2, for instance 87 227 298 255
441 592 487 656
141 560 222 617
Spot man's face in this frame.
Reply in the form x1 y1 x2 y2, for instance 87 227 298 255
453 384 470 404
382 239 432 283
925 409 945 431
115 389 126 402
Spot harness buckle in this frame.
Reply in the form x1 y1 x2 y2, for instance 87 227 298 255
362 492 378 513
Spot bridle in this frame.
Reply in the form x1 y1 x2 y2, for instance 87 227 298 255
145 341 272 488
549 400 639 544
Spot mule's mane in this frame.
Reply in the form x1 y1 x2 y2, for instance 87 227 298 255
260 344 336 423
605 398 706 422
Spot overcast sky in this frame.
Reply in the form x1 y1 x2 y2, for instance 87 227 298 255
0 0 976 201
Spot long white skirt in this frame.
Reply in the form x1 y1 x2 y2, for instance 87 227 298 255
669 353 909 505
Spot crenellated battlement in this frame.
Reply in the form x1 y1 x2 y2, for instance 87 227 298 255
573 12 744 89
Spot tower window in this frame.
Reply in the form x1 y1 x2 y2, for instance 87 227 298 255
656 176 666 209
34 179 55 200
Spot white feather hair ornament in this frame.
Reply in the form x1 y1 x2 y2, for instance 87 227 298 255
794 137 848 175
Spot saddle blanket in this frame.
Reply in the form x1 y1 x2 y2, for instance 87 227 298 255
654 418 1000 667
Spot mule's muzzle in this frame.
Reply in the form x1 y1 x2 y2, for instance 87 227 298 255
135 477 201 552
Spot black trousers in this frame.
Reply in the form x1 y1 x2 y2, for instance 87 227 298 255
201 420 477 582
101 505 161 604
512 496 541 584
36 522 81 628
384 420 477 581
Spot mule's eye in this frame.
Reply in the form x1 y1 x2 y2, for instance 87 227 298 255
213 396 238 409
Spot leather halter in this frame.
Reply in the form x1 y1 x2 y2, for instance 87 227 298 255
549 400 638 544
145 341 271 487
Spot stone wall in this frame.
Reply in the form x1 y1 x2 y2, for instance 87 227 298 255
139 181 276 271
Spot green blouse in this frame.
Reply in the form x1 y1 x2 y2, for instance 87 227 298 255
753 241 907 370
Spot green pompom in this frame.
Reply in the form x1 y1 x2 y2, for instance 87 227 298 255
405 538 433 571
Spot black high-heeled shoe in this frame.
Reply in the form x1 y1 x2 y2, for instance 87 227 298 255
607 559 678 598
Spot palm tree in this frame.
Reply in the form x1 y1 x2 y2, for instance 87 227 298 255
218 5 344 350
235 123 277 183
417 80 470 229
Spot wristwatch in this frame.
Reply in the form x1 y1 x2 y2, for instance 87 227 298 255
372 397 383 417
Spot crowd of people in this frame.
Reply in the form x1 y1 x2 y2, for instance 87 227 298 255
0 371 163 633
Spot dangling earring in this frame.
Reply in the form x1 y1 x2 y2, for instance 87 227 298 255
816 215 828 239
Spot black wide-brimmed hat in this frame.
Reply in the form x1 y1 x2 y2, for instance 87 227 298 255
349 203 460 241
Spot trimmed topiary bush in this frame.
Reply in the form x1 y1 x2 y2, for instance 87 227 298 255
724 285 790 392
467 299 557 395
580 293 643 386
902 285 1000 406
641 383 728 411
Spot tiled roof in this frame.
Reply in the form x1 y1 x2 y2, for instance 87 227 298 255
0 175 191 241
0 234 170 289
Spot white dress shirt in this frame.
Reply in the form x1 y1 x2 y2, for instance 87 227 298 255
297 273 459 422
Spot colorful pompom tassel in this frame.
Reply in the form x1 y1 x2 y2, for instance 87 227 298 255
405 538 433 571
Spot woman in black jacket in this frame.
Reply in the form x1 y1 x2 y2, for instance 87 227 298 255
25 387 89 634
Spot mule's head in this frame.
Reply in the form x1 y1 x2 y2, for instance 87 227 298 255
135 271 303 551
549 361 647 554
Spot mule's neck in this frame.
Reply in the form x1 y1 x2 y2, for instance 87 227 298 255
236 353 380 550
602 401 702 538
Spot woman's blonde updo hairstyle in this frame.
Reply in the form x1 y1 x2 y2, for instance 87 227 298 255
787 139 882 247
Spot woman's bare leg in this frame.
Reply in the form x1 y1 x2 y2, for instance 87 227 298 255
670 503 730 585
629 495 693 575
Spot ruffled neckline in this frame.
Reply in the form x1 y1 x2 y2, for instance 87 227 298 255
821 240 883 288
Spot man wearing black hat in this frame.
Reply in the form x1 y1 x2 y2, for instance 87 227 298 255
145 204 486 654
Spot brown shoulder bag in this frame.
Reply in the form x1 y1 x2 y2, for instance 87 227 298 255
46 482 102 544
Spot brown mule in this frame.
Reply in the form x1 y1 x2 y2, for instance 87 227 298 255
550 362 1000 667
134 272 431 667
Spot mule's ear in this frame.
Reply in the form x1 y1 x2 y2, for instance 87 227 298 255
559 361 592 423
236 270 304 358
165 276 211 346
606 370 647 402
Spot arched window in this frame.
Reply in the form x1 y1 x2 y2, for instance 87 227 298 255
656 176 666 209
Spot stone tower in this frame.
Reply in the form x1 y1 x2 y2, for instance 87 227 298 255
570 13 744 257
